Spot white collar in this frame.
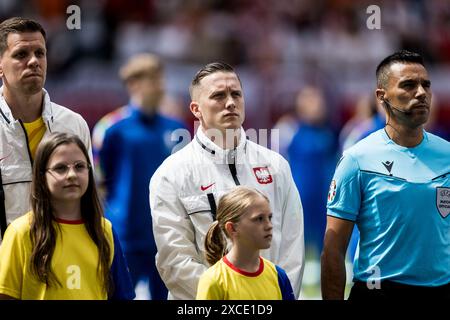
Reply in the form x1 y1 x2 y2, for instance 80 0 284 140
195 126 247 163
0 86 52 124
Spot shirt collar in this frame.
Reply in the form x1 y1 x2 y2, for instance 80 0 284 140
195 125 247 163
0 86 53 123
381 127 428 151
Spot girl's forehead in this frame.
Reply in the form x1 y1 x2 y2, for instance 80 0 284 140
243 197 271 216
49 143 86 161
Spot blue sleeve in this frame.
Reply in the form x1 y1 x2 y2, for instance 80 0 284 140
275 265 295 300
99 127 122 191
109 228 136 300
326 153 361 221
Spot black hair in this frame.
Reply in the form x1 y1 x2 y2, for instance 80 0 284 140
376 50 425 89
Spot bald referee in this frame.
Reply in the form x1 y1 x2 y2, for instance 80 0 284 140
321 50 450 300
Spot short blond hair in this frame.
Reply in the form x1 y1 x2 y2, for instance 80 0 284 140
119 53 163 82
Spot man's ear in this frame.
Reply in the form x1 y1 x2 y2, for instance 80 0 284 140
375 88 385 104
190 101 202 119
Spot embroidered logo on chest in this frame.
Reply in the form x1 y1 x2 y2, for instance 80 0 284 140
437 187 450 218
253 167 273 184
382 160 394 174
200 182 215 191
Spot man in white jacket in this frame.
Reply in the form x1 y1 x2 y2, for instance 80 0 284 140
149 62 305 299
0 17 92 240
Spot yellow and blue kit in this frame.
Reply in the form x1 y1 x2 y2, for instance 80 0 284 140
196 256 295 300
0 212 135 300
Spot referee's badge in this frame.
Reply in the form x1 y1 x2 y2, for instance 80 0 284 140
437 187 450 218
328 180 337 203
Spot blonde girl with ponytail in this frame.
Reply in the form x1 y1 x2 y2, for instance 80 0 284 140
197 186 295 300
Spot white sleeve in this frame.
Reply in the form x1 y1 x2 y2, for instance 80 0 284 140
149 166 207 300
77 114 94 168
278 158 305 299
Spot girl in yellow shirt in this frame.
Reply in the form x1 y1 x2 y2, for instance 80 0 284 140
0 133 134 300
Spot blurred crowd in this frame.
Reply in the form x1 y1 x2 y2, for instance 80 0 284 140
1 0 449 137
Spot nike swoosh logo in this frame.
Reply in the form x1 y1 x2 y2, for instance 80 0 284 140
0 153 11 162
201 183 215 191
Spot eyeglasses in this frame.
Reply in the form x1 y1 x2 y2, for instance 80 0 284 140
46 161 91 178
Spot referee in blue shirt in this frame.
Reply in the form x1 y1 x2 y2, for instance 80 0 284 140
321 50 450 300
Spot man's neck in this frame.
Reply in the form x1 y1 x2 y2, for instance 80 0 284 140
203 127 241 150
130 96 158 115
385 123 424 147
3 89 43 122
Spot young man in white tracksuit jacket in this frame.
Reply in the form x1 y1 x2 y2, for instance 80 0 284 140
149 62 305 300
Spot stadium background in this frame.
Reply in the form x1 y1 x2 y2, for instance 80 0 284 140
2 0 449 299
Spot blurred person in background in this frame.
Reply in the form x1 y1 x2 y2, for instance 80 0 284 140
424 95 450 141
321 50 450 300
0 17 92 241
339 94 385 153
92 53 186 300
277 86 338 257
150 62 305 300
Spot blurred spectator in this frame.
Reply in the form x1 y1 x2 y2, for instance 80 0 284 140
3 0 447 137
277 86 339 256
92 53 186 300
339 94 385 152
425 95 450 141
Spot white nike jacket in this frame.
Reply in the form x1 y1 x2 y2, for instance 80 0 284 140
0 87 92 230
149 127 305 300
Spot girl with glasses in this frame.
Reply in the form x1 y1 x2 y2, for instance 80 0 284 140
0 132 135 300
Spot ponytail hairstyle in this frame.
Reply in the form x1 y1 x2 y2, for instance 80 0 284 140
30 132 112 296
204 186 269 266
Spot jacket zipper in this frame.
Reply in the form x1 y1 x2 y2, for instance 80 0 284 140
18 120 34 166
228 149 240 185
